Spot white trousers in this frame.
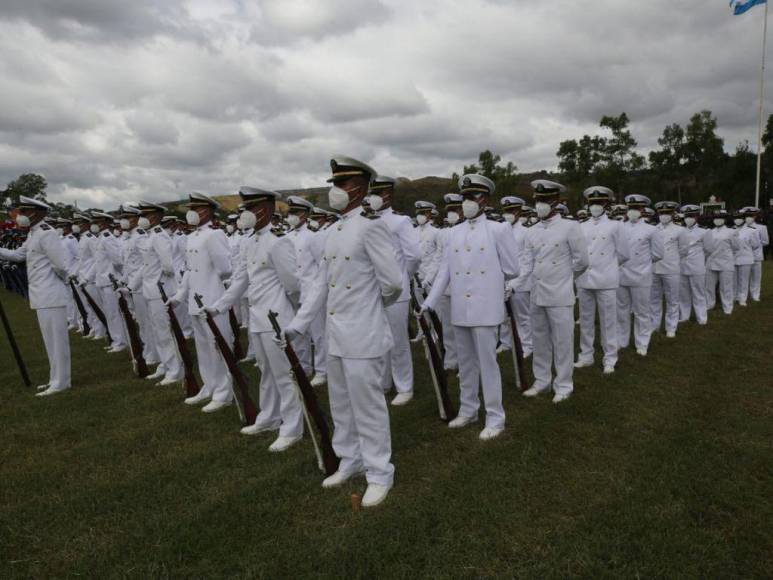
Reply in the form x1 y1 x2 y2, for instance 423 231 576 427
577 288 618 367
191 313 234 403
83 283 106 337
650 274 681 334
750 261 763 301
617 285 651 351
327 354 394 487
383 300 414 394
132 293 158 363
176 303 193 337
251 332 303 438
706 270 734 314
66 294 77 326
147 298 182 379
498 292 533 354
454 325 506 429
36 307 71 390
531 304 574 396
97 285 127 347
735 264 752 305
310 311 327 376
679 274 708 324
436 295 457 370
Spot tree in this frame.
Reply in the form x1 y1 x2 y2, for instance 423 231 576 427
557 135 606 180
649 123 687 199
458 150 519 194
2 173 48 204
595 113 645 194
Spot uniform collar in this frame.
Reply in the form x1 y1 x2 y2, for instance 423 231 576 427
256 224 272 236
591 214 609 224
539 214 561 228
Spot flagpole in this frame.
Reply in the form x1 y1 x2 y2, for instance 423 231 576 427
754 1 769 208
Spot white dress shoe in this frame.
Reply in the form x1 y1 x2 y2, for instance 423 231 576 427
523 349 533 358
268 435 302 452
448 415 477 429
391 392 413 406
479 426 504 440
409 331 424 343
603 365 615 375
146 368 166 380
495 344 510 354
157 376 181 386
146 359 161 366
238 355 256 364
202 400 232 413
36 383 50 391
36 386 69 397
362 483 392 508
240 421 279 435
108 344 127 353
636 348 648 357
666 331 676 338
552 393 571 404
184 391 210 405
310 374 327 388
573 359 593 368
322 469 365 489
522 386 546 397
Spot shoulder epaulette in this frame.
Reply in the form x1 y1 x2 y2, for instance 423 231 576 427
86 232 93 238
102 231 110 237
154 226 163 234
362 211 380 219
40 224 52 231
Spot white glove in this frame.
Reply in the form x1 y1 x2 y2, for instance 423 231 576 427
116 286 131 296
272 327 299 349
166 294 182 307
414 304 429 318
205 304 225 316
504 285 513 301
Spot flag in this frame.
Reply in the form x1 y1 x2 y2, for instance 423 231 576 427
730 0 767 15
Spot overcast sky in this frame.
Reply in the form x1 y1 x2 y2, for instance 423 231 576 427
0 0 770 208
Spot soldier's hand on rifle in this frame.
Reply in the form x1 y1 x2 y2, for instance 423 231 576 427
165 293 182 307
414 304 429 318
205 304 226 316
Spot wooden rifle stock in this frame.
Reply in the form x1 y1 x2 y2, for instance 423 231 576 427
268 310 339 476
0 294 31 386
109 275 149 378
504 299 529 392
68 279 90 336
228 308 246 360
193 293 257 426
413 274 445 356
158 282 200 398
78 281 112 345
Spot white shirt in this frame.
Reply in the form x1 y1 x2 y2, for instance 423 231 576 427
288 223 318 305
0 221 69 309
417 222 441 284
680 224 708 276
424 214 519 326
378 207 421 303
92 230 123 288
131 225 177 301
77 232 99 283
523 214 589 307
175 223 232 313
734 225 760 266
508 222 533 293
576 214 629 290
704 226 740 272
620 220 661 287
288 209 402 359
652 222 688 276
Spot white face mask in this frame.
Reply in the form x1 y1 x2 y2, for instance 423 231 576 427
503 213 515 224
627 209 641 222
90 224 100 234
589 204 604 218
446 211 460 225
120 218 131 230
518 216 528 225
308 218 319 230
328 185 351 211
186 210 201 226
137 217 150 230
72 224 81 234
659 214 672 225
56 227 64 236
733 218 744 227
713 218 725 227
684 217 696 228
462 199 480 219
226 224 235 234
286 214 301 228
416 214 428 226
366 194 384 212
15 214 31 228
535 202 552 219
745 217 755 226
240 210 257 230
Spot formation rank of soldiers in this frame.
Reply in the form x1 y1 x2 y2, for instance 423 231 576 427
1 156 769 508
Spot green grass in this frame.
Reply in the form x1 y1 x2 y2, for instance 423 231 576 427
1 267 772 579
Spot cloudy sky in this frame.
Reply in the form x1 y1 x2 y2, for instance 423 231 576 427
0 0 770 208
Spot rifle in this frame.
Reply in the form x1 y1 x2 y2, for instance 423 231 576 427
158 281 200 398
78 281 112 345
0 294 31 386
504 299 529 392
409 290 456 422
108 274 149 378
68 279 91 335
228 308 246 360
193 293 257 425
268 310 340 476
413 274 445 356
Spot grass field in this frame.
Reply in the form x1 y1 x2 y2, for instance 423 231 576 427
1 267 772 579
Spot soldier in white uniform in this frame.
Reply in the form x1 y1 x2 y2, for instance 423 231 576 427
0 197 72 396
284 156 402 508
704 210 739 315
617 195 661 356
678 204 708 325
90 212 128 352
415 201 440 288
127 201 184 386
59 218 80 330
650 201 687 338
499 196 533 358
422 174 519 439
211 187 304 450
168 193 235 413
521 180 589 403
74 213 106 340
574 187 629 374
742 207 768 301
165 217 194 338
306 206 334 385
733 210 760 307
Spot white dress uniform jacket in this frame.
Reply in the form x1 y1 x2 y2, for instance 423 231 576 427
576 214 629 290
176 224 232 313
417 221 441 284
620 220 660 287
704 226 739 272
